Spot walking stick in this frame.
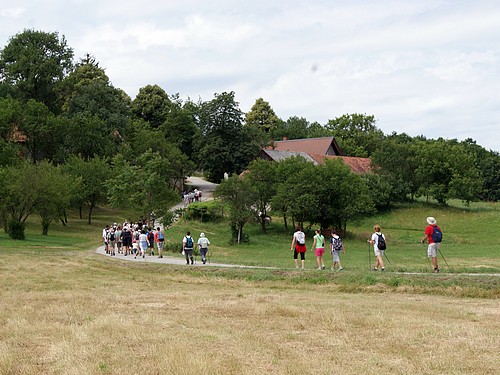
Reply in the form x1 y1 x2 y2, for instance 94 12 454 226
438 247 451 270
383 251 392 265
368 241 372 271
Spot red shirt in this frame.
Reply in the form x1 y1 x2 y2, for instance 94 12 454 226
425 224 441 244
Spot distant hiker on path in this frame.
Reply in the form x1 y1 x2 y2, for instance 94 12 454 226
197 232 210 264
368 224 386 272
291 226 307 269
183 231 195 265
312 229 325 270
421 216 443 273
330 229 345 271
154 227 165 258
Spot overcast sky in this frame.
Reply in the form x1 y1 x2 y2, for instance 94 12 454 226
1 1 499 151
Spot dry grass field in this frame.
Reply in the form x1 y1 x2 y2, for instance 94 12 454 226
1 251 498 375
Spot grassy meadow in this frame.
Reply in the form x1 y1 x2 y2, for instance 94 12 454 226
0 201 499 374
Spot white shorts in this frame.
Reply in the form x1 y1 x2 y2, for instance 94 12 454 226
374 249 385 257
428 242 440 257
332 250 340 262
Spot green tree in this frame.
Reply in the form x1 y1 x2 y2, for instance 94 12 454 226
245 98 281 146
214 174 257 243
272 156 317 230
106 151 179 222
131 84 171 128
64 155 110 223
33 161 78 235
325 113 384 157
161 95 199 160
0 29 74 113
196 91 259 182
245 159 278 233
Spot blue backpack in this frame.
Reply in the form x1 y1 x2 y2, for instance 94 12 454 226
432 226 443 243
185 236 194 248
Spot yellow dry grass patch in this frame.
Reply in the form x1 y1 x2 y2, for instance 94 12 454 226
0 254 498 374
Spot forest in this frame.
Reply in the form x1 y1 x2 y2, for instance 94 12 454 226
1 29 499 240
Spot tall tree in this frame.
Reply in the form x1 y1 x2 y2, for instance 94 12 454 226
325 113 384 157
214 174 257 244
245 159 278 233
64 155 110 224
0 29 74 113
245 98 281 146
131 84 171 128
196 91 259 182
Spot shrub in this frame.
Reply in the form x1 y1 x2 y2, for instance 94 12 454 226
184 201 223 222
7 219 25 240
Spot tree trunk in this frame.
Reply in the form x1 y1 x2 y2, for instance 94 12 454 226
88 204 94 225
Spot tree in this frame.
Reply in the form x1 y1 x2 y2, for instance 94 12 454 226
0 161 76 238
245 159 278 233
0 29 74 113
131 84 171 128
214 175 257 243
371 132 421 202
325 113 384 157
106 151 179 223
64 155 110 224
272 156 316 230
196 91 259 182
245 98 281 146
33 161 78 235
161 95 199 160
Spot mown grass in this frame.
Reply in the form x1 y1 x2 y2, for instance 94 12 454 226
1 203 499 374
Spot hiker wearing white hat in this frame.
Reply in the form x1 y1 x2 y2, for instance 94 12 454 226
422 217 443 273
197 232 211 264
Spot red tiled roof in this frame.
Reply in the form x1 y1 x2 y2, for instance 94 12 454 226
271 137 342 156
308 154 372 174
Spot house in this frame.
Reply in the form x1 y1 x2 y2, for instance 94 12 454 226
270 136 342 156
259 137 372 174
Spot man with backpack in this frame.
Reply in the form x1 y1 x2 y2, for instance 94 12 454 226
421 216 443 273
183 231 195 265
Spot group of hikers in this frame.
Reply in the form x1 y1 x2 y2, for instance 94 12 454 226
182 189 203 207
101 222 211 265
291 216 444 273
101 216 444 272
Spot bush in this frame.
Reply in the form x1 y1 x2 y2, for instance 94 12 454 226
7 219 25 240
184 201 223 222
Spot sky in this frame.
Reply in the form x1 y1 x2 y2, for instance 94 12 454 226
1 0 499 151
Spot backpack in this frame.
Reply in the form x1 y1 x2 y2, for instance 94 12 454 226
296 231 305 246
376 234 387 250
331 236 342 251
109 232 115 241
185 236 194 248
158 231 164 241
431 226 443 243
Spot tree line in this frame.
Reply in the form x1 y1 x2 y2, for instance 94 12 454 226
0 29 498 239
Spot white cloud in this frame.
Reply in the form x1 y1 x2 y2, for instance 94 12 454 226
0 7 25 18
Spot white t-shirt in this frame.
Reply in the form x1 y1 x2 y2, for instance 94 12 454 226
371 232 385 251
197 237 210 248
294 231 305 245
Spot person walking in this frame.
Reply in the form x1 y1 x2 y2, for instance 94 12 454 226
197 232 211 264
154 227 165 258
290 226 307 269
330 229 345 271
182 231 195 265
312 229 326 270
368 224 386 271
421 216 442 273
138 230 148 259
